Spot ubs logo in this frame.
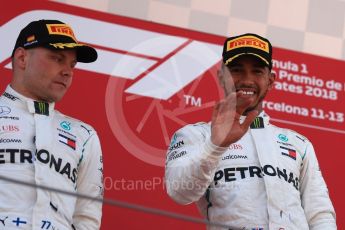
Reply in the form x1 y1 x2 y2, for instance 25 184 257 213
229 143 243 150
0 125 19 134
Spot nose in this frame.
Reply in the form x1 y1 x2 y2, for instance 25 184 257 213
240 69 255 81
236 70 257 89
62 71 72 80
62 64 74 78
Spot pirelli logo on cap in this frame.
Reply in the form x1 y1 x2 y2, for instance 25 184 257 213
46 24 77 42
227 35 269 53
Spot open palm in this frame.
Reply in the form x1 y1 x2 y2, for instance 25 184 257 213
211 91 258 147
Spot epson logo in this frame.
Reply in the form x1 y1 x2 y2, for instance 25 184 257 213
169 140 184 151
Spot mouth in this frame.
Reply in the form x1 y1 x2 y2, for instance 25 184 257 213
54 81 67 88
236 88 256 96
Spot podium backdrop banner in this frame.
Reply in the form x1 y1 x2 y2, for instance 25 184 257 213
1 1 343 228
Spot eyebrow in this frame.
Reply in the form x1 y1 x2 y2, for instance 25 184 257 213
228 62 266 68
52 51 77 62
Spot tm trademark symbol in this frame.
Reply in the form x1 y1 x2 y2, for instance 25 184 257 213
184 95 202 107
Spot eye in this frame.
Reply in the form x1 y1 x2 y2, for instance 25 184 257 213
51 55 63 63
71 61 77 68
229 67 243 74
253 68 265 75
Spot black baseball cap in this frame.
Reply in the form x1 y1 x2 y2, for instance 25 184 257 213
12 19 97 63
222 33 272 69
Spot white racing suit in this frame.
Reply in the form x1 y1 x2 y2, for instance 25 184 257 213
0 85 103 230
165 112 336 230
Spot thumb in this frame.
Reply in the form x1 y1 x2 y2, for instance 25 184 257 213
241 110 259 130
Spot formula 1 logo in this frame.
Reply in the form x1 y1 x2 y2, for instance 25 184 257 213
1 9 223 167
0 10 222 100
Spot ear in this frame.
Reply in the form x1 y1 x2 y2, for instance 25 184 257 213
13 47 27 69
267 71 276 90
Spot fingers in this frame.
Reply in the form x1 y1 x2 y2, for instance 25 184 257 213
214 93 236 113
211 92 237 124
211 101 221 122
213 91 256 125
222 92 237 112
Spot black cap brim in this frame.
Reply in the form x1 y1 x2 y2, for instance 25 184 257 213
224 52 270 68
42 43 98 63
75 45 98 63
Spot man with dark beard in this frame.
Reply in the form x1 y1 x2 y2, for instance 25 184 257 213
165 34 336 229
